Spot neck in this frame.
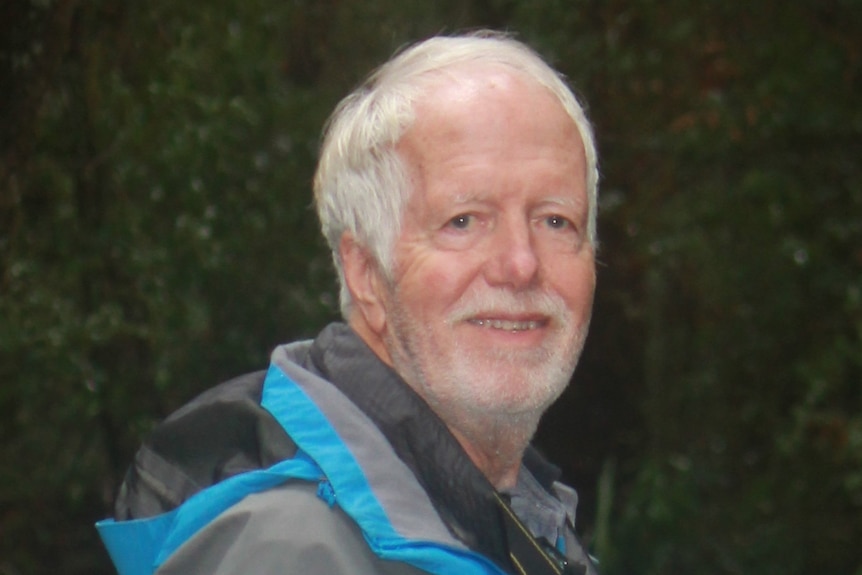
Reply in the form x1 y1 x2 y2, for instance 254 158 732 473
443 411 540 491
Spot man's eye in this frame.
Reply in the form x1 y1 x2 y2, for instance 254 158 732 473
546 215 570 229
448 214 473 229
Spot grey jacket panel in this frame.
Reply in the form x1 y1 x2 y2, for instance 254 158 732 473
156 482 428 575
273 342 468 548
114 370 296 520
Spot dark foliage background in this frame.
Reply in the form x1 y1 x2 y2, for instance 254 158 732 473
2 1 860 574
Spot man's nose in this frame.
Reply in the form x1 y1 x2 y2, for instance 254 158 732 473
484 218 540 289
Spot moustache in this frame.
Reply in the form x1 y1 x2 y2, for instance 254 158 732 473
447 289 569 324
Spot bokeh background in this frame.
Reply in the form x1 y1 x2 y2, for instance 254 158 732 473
2 1 861 574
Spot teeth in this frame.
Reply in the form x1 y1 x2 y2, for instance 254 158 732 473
471 319 541 331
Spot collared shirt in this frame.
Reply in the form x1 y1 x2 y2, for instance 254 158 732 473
508 465 579 549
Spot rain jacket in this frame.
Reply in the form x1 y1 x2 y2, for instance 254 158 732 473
97 323 598 575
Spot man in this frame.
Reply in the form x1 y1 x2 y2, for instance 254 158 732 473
98 31 600 575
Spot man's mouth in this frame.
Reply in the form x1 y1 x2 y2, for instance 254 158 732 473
467 318 545 331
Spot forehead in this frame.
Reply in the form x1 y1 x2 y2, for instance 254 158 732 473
396 64 586 193
412 63 572 129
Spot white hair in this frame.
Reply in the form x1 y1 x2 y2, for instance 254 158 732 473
313 30 599 318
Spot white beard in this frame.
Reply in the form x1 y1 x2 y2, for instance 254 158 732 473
383 286 589 436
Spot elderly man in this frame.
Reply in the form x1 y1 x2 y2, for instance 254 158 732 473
98 31 599 575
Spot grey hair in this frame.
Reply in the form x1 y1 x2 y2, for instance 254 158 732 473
313 30 599 318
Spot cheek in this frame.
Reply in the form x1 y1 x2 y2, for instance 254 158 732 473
551 260 596 314
397 254 479 314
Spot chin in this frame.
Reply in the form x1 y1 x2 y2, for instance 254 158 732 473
462 376 568 418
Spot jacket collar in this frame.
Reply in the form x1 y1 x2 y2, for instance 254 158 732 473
305 322 565 571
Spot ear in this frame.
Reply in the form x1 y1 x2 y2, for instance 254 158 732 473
339 233 389 337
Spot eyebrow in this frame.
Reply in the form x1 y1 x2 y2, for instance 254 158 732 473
450 191 485 205
449 193 583 208
538 197 581 210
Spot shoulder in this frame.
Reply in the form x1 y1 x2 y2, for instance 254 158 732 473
115 370 297 519
156 482 428 575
